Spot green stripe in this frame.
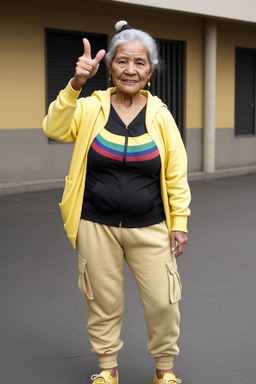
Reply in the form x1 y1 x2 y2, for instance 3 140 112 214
97 134 124 151
127 141 156 153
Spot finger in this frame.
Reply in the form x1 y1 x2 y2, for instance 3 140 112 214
175 244 183 258
176 237 187 258
170 232 177 254
83 38 91 58
94 49 106 63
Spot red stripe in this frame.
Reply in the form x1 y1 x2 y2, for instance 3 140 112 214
92 141 123 161
126 150 159 162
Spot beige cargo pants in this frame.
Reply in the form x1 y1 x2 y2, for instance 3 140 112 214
76 219 182 370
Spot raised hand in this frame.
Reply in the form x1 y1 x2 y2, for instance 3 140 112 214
71 38 106 90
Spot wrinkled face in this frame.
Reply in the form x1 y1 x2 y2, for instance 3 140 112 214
108 40 154 96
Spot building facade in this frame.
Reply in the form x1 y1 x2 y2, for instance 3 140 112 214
1 0 256 193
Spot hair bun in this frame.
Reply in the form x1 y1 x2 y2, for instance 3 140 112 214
115 20 128 33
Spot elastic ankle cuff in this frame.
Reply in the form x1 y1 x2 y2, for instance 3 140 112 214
98 354 118 369
155 356 174 370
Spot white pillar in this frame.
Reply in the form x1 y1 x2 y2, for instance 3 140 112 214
203 19 217 173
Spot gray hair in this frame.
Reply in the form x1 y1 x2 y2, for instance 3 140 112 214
106 28 159 70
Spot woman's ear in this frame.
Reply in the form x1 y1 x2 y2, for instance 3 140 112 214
149 64 157 78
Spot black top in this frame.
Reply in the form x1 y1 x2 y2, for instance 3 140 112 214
81 105 165 227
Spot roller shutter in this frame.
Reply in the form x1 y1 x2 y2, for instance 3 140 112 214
151 40 184 135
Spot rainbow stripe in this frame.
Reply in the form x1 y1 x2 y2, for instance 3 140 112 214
91 129 159 162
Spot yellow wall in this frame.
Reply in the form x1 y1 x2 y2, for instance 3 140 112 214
0 3 45 129
0 0 205 130
1 1 256 132
216 21 256 129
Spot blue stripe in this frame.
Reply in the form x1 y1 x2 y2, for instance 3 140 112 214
94 137 124 157
126 146 158 157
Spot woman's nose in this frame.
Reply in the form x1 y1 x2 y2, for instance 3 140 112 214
125 62 136 74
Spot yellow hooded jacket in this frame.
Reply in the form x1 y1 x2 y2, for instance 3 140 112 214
43 81 191 249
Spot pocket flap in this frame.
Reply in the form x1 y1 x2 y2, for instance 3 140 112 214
166 261 178 275
166 261 182 303
78 254 87 273
78 255 94 300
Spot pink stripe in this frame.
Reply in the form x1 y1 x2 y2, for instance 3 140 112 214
92 141 123 161
126 150 159 162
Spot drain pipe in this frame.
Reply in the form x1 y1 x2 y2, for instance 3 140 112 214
203 19 217 173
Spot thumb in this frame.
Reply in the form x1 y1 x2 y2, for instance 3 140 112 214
94 49 106 64
83 38 91 58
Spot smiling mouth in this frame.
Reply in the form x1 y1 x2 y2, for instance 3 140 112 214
122 79 137 83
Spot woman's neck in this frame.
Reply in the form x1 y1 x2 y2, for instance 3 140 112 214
111 91 147 126
111 90 147 108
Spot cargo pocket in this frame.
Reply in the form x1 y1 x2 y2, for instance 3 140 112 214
166 261 182 303
78 254 94 300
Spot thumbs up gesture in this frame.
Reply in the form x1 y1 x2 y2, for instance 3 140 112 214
71 38 106 90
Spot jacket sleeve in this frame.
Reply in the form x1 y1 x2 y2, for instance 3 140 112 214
162 109 191 232
42 80 83 143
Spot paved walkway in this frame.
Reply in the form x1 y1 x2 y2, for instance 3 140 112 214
1 173 256 384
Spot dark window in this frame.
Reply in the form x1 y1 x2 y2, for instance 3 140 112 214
151 39 184 135
45 28 108 108
235 47 256 136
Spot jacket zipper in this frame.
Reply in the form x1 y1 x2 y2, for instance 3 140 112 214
119 125 129 227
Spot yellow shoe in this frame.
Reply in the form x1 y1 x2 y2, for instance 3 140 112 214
91 370 119 384
153 372 181 384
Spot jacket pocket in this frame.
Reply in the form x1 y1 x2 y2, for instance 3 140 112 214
166 261 182 303
61 175 73 203
78 254 94 300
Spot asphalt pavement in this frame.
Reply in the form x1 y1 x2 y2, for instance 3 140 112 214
1 173 256 384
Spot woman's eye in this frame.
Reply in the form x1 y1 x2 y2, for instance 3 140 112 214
137 62 144 66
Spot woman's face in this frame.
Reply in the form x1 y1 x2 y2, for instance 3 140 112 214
108 40 154 96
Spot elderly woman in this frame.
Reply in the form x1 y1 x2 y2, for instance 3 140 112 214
43 21 190 384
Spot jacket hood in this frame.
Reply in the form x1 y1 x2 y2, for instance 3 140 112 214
91 87 167 124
